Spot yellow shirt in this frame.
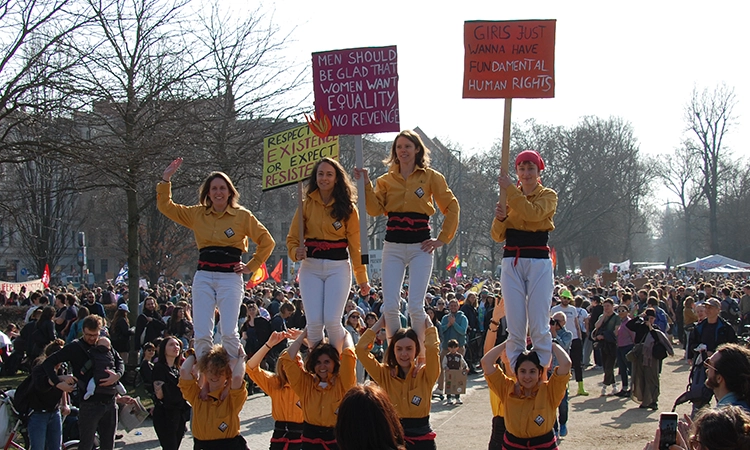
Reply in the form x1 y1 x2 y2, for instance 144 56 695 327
245 366 304 423
280 347 357 428
490 389 505 417
286 190 368 285
364 166 460 244
178 378 246 441
491 184 557 243
485 366 570 439
156 182 275 274
355 327 440 418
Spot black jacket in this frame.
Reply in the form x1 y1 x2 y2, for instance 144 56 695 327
687 317 737 360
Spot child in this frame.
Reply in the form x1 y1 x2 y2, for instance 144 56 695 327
179 345 247 449
442 339 468 405
84 336 127 400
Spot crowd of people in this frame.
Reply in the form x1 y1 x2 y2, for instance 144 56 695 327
1 132 750 450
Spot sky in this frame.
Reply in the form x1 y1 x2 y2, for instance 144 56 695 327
234 0 747 159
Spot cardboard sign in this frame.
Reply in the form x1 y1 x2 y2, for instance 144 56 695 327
262 124 339 190
312 46 400 135
602 272 618 285
463 20 556 99
445 369 468 395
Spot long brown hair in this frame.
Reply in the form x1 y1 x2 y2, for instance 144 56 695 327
335 384 406 450
384 328 420 369
305 157 355 222
198 171 240 209
383 130 431 169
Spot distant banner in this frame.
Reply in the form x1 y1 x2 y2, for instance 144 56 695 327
1 279 45 295
312 45 400 135
609 260 631 273
262 124 339 190
463 20 556 99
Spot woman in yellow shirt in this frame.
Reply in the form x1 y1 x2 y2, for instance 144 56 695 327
491 150 557 372
482 340 571 450
158 158 275 360
246 331 304 450
280 329 357 450
178 345 247 450
287 157 369 353
354 130 459 351
355 314 439 450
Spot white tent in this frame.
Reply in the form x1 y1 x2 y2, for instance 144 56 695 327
704 264 750 274
676 254 750 271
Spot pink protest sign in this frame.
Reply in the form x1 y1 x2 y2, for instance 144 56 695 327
312 45 399 136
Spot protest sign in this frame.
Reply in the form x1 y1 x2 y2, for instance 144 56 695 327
463 20 556 99
262 123 339 191
312 45 399 136
0 279 45 295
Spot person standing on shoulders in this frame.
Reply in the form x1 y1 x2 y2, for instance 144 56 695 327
158 157 274 360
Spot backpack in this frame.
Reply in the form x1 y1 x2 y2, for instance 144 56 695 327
10 375 34 422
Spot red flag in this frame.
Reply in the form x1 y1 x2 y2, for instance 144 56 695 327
270 259 283 283
550 247 557 269
41 264 51 288
246 262 269 289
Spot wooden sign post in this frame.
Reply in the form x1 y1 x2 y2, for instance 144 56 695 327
312 45 401 265
462 20 557 208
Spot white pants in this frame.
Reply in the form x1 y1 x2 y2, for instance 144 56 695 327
192 270 243 359
381 242 431 349
501 257 554 371
299 258 352 352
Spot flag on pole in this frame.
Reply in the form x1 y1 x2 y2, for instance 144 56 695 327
469 280 486 293
270 259 283 283
446 255 460 271
115 263 128 284
246 262 269 289
550 247 557 269
665 257 671 271
41 264 51 288
455 261 463 278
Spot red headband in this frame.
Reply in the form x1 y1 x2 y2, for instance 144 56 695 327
515 150 545 171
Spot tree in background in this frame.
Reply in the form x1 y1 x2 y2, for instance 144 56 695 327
686 84 737 254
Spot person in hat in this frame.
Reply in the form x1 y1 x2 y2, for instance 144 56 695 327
626 308 674 410
551 288 589 396
491 149 557 372
354 130 460 359
110 303 134 362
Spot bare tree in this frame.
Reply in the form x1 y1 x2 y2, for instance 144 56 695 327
655 141 705 261
686 84 737 254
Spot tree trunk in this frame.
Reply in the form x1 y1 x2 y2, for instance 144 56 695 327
127 184 140 367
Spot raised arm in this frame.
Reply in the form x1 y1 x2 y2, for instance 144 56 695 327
247 331 289 370
551 341 572 375
180 350 196 381
286 328 307 360
231 349 245 390
482 340 508 376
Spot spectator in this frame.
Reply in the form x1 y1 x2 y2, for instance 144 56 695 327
31 306 57 361
336 384 406 450
644 406 750 450
550 311 572 438
110 304 133 362
166 306 193 350
593 298 621 396
135 297 167 348
435 299 468 399
140 342 157 399
240 302 272 361
626 309 674 410
740 285 750 327
460 292 481 374
53 293 68 336
24 291 43 324
66 306 91 344
720 287 741 328
615 303 636 397
152 337 191 450
268 290 284 318
552 290 588 396
688 298 737 363
584 295 603 368
81 291 107 321
704 343 750 411
42 315 126 450
647 297 669 333
443 339 469 405
27 339 72 450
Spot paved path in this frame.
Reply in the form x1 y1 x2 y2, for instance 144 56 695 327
119 349 694 449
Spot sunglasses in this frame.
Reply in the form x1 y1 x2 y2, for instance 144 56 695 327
703 360 718 374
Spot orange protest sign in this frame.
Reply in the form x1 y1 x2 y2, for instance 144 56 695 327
463 20 556 99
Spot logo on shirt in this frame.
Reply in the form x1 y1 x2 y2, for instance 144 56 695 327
332 221 342 230
534 415 545 426
414 187 425 198
411 395 422 406
218 422 228 432
296 400 302 409
224 228 235 238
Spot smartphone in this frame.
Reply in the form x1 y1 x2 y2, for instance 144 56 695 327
659 412 678 450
